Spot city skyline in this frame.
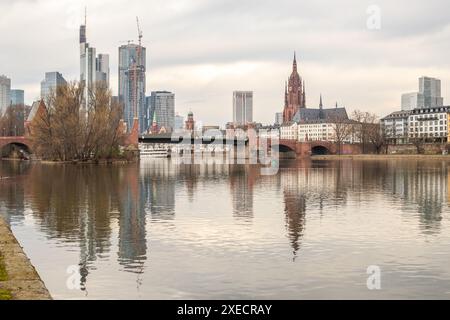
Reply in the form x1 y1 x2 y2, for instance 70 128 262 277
2 0 450 125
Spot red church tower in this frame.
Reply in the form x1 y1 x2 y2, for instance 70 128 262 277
185 111 195 131
282 52 306 123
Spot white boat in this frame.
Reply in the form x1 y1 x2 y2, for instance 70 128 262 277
139 144 170 158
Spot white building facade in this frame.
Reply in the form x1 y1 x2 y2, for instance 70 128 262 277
408 106 450 141
381 110 411 144
280 122 298 140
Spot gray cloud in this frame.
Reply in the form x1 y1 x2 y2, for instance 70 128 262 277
1 0 450 124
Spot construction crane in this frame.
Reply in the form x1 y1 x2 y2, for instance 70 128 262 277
131 17 143 132
136 17 143 47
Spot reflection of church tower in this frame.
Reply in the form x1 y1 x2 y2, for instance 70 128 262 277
185 111 195 131
282 52 306 123
284 192 306 259
281 170 306 259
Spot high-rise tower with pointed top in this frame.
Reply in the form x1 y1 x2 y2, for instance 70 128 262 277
282 52 306 123
79 9 110 110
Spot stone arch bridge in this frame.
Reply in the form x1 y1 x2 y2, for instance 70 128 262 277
269 139 361 157
0 136 32 159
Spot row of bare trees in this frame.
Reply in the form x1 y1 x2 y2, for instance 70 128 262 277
329 110 386 154
351 110 386 154
30 81 125 161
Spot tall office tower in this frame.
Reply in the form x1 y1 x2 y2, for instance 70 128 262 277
80 14 110 109
275 112 283 125
0 75 11 115
119 43 146 133
10 89 24 105
401 92 424 111
147 91 175 132
40 72 67 100
95 54 110 87
174 114 184 130
233 91 253 125
419 76 443 108
80 19 95 108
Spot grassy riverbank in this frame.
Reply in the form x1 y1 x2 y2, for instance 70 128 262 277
312 154 450 161
0 218 51 300
0 254 12 300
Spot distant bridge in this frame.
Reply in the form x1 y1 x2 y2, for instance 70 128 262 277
139 135 332 158
139 134 249 145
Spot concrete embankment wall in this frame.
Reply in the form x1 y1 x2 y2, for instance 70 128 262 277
0 217 51 300
387 144 446 155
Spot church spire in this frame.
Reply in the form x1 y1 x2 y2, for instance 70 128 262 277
284 81 288 106
293 51 297 72
319 94 323 109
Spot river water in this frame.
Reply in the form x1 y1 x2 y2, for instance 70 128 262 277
1 158 450 299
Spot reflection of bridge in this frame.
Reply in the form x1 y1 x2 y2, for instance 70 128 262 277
0 136 32 159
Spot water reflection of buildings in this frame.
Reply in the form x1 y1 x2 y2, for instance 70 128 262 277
140 160 176 220
1 159 450 290
118 165 147 271
380 161 449 233
229 165 259 222
278 160 351 259
0 161 29 224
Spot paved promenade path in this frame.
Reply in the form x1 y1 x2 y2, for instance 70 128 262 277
0 217 51 300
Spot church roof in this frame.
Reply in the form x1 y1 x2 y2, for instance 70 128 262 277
292 107 348 123
27 100 45 122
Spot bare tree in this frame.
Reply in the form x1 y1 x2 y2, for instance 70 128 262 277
367 122 386 154
351 110 378 153
30 81 125 161
330 114 352 155
410 137 425 154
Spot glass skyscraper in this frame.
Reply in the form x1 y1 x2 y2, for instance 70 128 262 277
0 75 11 115
233 91 253 125
147 91 175 133
174 114 184 130
119 43 146 133
419 76 443 108
401 76 443 111
80 19 109 109
10 89 24 106
40 72 67 100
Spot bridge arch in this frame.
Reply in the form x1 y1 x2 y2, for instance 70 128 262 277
271 140 306 159
310 142 335 155
0 137 32 159
311 145 330 155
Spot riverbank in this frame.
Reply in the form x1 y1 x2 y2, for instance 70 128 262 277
312 154 450 161
0 217 51 300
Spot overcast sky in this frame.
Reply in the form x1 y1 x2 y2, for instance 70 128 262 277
2 0 450 125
